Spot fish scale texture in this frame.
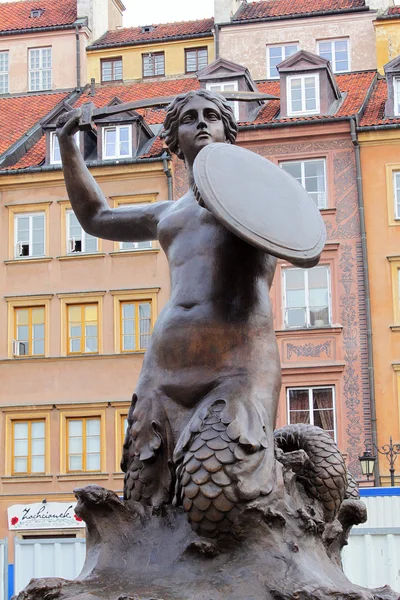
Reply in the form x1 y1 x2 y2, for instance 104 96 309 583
174 402 242 538
274 423 348 521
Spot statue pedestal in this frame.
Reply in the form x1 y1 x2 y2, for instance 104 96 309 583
12 471 398 600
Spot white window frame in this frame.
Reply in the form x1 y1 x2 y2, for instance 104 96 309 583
0 50 9 94
66 209 98 254
282 265 332 329
394 77 400 117
286 386 337 442
14 212 46 258
286 74 320 116
394 172 400 219
50 131 79 165
280 158 327 209
266 43 299 79
206 80 239 120
118 202 153 252
29 47 52 92
102 125 132 160
317 38 350 73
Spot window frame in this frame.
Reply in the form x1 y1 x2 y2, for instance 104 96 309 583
100 56 123 83
286 385 337 441
11 419 46 475
59 408 106 475
102 124 132 160
111 289 159 354
58 292 104 357
280 158 327 209
185 47 208 74
7 295 52 359
113 405 130 472
0 50 9 94
394 77 400 118
14 211 46 259
120 299 153 353
317 38 350 74
59 201 103 256
112 194 158 253
66 208 98 254
28 46 52 92
50 131 79 165
282 265 332 329
13 305 46 358
142 51 165 78
66 416 102 473
286 73 320 116
394 171 400 219
266 43 299 79
5 410 51 477
66 303 99 356
206 80 239 120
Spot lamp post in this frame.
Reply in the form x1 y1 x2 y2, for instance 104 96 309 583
359 437 400 487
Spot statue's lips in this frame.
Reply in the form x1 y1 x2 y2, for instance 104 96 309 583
195 132 211 139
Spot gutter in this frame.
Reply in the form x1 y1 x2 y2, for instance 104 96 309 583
87 31 213 51
225 5 370 26
214 24 220 59
162 155 173 200
350 116 380 488
75 25 81 91
239 115 352 131
0 156 165 176
0 23 78 37
357 123 400 132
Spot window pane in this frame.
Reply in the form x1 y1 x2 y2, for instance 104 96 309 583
14 422 28 439
16 309 29 326
102 61 112 81
31 421 45 438
123 319 134 335
69 436 82 454
86 418 100 436
31 438 45 455
84 233 97 253
395 172 400 218
123 336 135 351
123 303 134 319
86 436 100 453
85 337 98 352
14 458 28 473
31 456 45 472
70 338 81 352
33 339 45 355
105 128 116 157
69 455 82 471
289 388 309 411
14 439 29 457
17 325 29 342
114 60 123 80
86 453 100 470
84 305 97 322
68 419 82 436
68 305 81 322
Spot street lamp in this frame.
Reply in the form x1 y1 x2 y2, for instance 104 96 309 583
359 437 400 487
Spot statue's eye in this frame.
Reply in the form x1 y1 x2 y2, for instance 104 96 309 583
207 112 219 121
181 114 194 124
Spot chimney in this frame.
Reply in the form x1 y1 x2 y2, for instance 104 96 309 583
214 0 243 24
364 0 395 10
77 0 124 43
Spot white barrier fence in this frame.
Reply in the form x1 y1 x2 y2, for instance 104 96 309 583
0 539 6 600
343 491 400 592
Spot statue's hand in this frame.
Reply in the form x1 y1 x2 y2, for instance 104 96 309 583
56 108 82 140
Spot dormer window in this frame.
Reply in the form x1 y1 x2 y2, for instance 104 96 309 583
206 81 239 120
287 74 320 116
141 26 154 34
50 131 79 165
394 77 400 116
102 125 132 159
30 8 44 18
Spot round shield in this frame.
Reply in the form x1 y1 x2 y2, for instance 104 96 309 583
193 143 326 266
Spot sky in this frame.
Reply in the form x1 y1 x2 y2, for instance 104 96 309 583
123 0 215 27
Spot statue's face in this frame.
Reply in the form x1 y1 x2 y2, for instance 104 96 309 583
177 95 226 164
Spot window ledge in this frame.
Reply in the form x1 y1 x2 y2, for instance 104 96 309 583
390 325 400 331
5 257 53 265
320 208 337 215
276 325 343 336
1 475 53 483
109 249 159 258
57 253 106 261
57 472 109 482
0 352 145 364
112 472 124 479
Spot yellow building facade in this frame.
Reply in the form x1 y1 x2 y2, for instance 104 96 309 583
375 12 400 73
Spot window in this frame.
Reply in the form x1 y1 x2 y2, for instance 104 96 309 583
102 125 132 159
206 81 239 120
287 74 319 116
287 387 336 440
14 212 45 258
67 417 101 472
185 47 208 73
142 52 165 77
394 172 400 219
0 51 9 94
318 39 349 73
101 57 123 83
50 131 79 165
67 303 98 355
281 159 327 208
283 266 331 329
12 420 46 474
117 203 152 251
120 300 152 352
29 47 51 91
13 306 45 357
266 44 298 79
394 78 400 117
66 210 98 254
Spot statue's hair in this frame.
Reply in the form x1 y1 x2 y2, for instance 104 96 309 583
163 89 238 159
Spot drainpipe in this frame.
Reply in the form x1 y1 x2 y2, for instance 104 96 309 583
163 156 173 200
350 116 380 487
214 24 220 59
75 25 81 91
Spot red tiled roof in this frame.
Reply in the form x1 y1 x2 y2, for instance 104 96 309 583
359 78 400 127
0 91 70 155
233 0 367 21
89 18 214 49
1 71 377 170
387 5 400 15
0 0 76 34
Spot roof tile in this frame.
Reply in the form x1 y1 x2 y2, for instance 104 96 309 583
0 0 76 33
387 5 400 15
233 0 367 21
0 91 70 155
359 78 400 127
89 18 214 49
